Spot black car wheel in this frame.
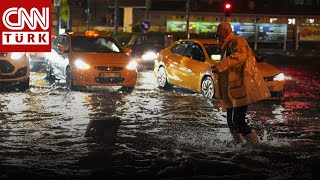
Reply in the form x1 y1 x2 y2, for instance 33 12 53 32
45 60 54 80
66 67 76 90
17 78 30 92
119 86 134 93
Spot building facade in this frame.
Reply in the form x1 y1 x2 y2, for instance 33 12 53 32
55 0 320 49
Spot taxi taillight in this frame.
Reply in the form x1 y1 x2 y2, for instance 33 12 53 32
85 30 99 37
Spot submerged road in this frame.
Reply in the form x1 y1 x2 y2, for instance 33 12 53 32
0 55 319 179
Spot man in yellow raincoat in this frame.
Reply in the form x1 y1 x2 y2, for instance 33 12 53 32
212 22 271 145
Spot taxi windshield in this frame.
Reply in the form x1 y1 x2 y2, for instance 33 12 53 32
71 36 123 53
128 35 163 46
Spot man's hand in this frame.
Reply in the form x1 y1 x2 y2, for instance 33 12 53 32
211 66 219 74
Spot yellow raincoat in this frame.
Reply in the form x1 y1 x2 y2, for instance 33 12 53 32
214 33 271 111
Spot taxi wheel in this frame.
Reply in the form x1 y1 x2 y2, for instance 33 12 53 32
119 86 134 93
157 66 171 89
45 60 54 80
276 90 285 101
201 76 215 99
66 67 76 90
17 78 30 92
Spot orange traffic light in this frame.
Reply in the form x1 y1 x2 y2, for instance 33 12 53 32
224 2 232 17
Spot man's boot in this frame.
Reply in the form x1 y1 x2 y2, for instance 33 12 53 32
232 133 245 144
245 129 259 146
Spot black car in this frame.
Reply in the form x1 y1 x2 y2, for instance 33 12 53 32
123 32 175 70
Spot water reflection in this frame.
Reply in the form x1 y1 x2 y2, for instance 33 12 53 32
74 90 126 175
79 117 121 176
86 91 127 118
85 117 121 145
1 58 319 178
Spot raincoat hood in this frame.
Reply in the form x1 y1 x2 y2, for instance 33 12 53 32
221 32 235 50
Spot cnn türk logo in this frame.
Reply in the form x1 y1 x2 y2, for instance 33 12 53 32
0 0 51 52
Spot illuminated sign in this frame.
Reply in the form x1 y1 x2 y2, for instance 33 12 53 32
257 24 287 42
231 23 256 42
299 24 320 41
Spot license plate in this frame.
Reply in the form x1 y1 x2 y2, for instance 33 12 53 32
99 72 120 77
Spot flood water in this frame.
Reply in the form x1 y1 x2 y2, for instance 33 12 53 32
0 56 319 179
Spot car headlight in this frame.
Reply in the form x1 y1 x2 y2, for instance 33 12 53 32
126 61 138 70
75 59 90 70
11 52 25 60
141 51 158 61
273 73 285 81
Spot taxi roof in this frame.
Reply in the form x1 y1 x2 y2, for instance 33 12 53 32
63 31 112 37
179 38 220 45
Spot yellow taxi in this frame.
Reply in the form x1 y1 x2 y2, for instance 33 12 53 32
0 52 30 91
45 31 138 91
154 39 285 99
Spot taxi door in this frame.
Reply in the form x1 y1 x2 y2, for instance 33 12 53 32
165 44 187 86
179 44 207 90
56 36 70 77
50 35 68 78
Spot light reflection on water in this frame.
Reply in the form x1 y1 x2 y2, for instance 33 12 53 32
0 60 319 178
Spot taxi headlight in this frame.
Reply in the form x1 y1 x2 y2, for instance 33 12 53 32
11 52 25 60
141 51 158 61
75 59 90 70
274 73 285 81
126 61 138 70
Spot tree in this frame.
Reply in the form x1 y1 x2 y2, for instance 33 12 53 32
60 0 69 23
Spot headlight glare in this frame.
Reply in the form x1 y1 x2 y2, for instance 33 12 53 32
75 59 90 70
126 61 138 70
274 73 285 81
11 52 25 60
141 51 157 61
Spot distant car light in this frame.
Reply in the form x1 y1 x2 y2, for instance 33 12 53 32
211 54 221 61
274 73 285 81
126 61 138 70
11 52 25 60
141 51 158 61
75 59 90 70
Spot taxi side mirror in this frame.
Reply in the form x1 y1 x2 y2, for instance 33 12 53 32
58 44 68 53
